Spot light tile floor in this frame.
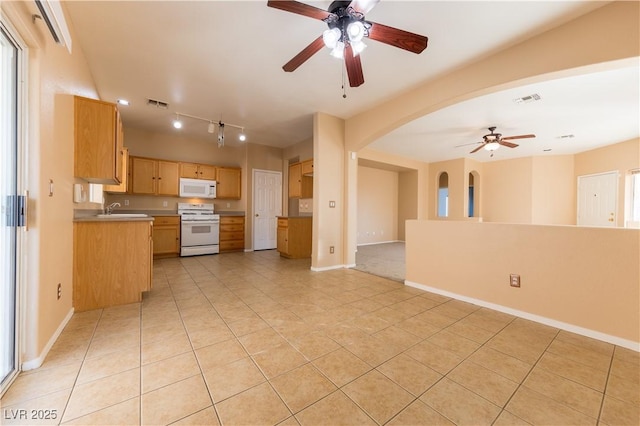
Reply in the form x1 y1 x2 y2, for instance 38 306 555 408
2 250 639 425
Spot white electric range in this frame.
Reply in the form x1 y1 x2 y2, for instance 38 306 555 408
177 203 220 256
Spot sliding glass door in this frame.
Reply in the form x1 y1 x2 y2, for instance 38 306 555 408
1 22 20 396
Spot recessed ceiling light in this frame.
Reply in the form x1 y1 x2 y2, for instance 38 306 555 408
116 99 129 106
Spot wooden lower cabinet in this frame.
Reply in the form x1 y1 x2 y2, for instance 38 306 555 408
220 216 245 252
73 220 153 312
153 216 180 257
277 217 312 258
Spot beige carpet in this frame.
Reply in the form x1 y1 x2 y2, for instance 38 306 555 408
354 242 405 282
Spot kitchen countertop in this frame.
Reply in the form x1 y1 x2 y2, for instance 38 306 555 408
74 215 154 222
74 209 245 220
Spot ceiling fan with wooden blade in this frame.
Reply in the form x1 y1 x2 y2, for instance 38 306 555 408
459 126 535 155
267 0 428 87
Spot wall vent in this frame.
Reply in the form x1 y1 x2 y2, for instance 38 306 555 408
513 93 541 104
146 98 169 109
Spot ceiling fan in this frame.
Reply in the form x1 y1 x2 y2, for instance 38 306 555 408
459 126 536 156
267 0 428 88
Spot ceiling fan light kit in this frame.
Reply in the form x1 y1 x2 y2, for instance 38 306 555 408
464 126 536 157
267 0 428 88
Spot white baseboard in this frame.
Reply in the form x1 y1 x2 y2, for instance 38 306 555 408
357 240 403 247
21 307 74 371
310 264 347 272
405 280 639 352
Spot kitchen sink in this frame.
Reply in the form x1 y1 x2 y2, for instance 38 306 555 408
95 213 148 218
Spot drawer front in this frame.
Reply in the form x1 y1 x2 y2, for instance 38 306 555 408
220 231 244 241
220 240 244 251
220 216 244 225
277 218 288 228
154 216 180 226
220 224 244 232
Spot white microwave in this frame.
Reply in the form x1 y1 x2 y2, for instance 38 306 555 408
179 178 217 199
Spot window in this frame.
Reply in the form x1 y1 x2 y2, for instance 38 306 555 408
438 172 448 217
627 170 640 228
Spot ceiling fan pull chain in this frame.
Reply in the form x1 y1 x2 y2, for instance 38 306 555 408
342 62 347 98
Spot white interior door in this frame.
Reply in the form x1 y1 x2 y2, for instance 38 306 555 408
253 170 282 250
577 171 618 227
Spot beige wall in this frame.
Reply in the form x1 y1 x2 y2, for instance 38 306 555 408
398 170 418 240
531 155 576 225
406 220 640 346
357 166 398 245
575 138 640 227
482 158 534 223
312 113 345 269
2 1 99 366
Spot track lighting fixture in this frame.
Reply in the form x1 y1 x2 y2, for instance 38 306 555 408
172 114 182 129
171 112 247 147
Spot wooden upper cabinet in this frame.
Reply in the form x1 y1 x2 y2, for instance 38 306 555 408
131 157 156 195
216 167 241 199
179 162 199 179
288 161 313 199
157 161 179 195
199 164 218 180
74 96 123 184
103 147 129 193
179 162 217 180
289 163 302 198
130 156 179 196
301 159 313 176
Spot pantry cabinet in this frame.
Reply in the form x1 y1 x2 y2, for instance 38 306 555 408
74 96 123 184
130 156 179 196
73 219 153 311
153 216 180 257
277 217 312 258
216 167 242 199
179 162 217 180
220 216 245 252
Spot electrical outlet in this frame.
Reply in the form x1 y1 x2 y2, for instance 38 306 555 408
124 199 129 206
329 201 336 208
162 201 168 207
57 283 62 300
510 274 521 288
226 203 231 208
330 246 335 254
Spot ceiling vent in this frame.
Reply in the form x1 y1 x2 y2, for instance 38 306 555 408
146 98 169 109
558 134 575 139
513 93 541 104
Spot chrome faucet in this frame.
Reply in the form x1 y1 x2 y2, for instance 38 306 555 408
105 202 121 215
